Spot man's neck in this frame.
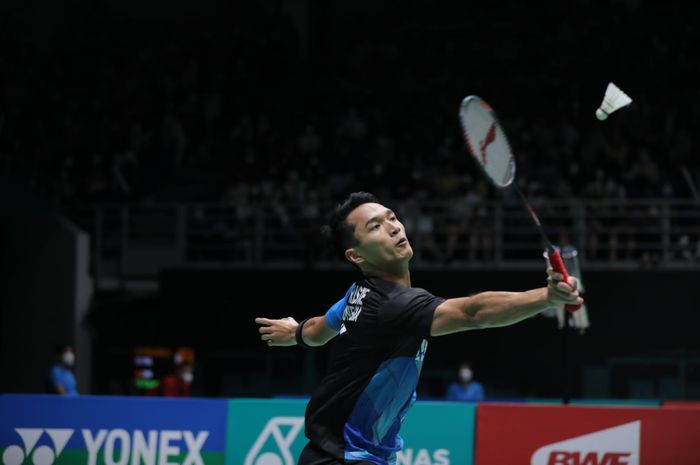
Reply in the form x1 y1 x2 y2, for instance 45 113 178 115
365 267 411 287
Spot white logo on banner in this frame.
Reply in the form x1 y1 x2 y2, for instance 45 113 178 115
530 421 640 465
82 429 208 465
396 448 450 465
244 417 304 465
2 428 74 465
2 428 209 465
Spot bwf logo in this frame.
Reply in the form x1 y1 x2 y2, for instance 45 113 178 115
2 428 73 465
244 417 304 465
530 421 640 465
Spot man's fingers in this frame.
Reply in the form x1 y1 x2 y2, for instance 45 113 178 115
548 277 570 289
552 288 580 303
553 278 579 292
567 276 579 290
547 268 564 282
255 317 272 325
556 281 574 292
259 326 273 334
549 280 579 298
547 268 580 290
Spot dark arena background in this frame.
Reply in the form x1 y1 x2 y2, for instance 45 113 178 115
2 0 700 464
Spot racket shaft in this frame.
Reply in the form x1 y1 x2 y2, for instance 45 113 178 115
549 250 581 312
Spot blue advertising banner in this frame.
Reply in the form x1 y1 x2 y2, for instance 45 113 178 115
0 394 228 465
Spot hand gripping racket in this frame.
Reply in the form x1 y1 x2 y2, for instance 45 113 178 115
458 95 581 312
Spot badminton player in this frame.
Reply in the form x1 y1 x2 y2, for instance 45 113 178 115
255 191 582 465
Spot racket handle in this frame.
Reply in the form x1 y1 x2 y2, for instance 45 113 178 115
548 249 582 312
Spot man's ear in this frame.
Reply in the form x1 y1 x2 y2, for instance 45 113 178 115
345 248 364 265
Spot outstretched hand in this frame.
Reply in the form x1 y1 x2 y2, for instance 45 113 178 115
255 317 299 347
546 267 583 308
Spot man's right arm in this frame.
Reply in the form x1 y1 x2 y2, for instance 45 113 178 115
255 316 338 347
255 284 353 347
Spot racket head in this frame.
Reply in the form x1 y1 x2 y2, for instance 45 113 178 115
458 95 516 188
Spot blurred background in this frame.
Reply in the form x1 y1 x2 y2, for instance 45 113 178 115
1 0 699 402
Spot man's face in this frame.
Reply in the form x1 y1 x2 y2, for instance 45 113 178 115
345 202 413 268
179 365 194 384
61 348 75 367
458 364 473 383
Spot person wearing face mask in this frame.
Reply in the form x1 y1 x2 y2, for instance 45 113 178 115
49 344 79 396
161 362 194 397
445 361 484 402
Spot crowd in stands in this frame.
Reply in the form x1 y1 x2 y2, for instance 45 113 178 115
2 0 699 263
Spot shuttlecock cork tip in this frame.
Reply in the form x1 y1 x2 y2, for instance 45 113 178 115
595 82 632 121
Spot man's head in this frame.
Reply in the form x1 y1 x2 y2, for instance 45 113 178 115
56 344 75 368
321 192 412 274
458 361 473 384
177 363 194 385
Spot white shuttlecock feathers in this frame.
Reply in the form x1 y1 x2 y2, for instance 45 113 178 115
596 82 632 120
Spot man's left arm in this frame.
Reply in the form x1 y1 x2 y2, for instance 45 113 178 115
431 268 582 336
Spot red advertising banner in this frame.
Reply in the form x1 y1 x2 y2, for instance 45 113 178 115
475 403 700 465
662 401 700 409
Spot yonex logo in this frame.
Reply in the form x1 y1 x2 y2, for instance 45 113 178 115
244 417 304 465
2 428 73 465
531 421 640 465
2 428 209 465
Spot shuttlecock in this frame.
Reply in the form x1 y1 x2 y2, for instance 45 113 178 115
595 82 632 120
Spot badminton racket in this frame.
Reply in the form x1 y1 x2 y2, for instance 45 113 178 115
458 95 581 312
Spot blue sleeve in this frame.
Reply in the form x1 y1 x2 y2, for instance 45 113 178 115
50 366 62 388
324 284 355 332
474 382 485 401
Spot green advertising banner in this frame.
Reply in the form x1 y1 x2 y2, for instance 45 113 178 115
225 399 475 465
397 401 475 465
226 399 307 465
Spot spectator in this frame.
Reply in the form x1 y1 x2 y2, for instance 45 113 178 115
49 344 79 396
161 363 194 397
446 361 484 402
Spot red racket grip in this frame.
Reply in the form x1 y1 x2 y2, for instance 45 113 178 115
548 249 582 312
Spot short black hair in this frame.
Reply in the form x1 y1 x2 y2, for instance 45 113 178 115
321 192 380 261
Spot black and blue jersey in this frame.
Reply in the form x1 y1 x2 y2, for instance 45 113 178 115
303 276 445 465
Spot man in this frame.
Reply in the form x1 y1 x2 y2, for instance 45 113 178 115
161 362 194 397
255 192 582 465
49 344 79 396
445 361 484 402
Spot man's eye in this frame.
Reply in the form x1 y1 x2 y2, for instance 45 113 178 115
371 224 380 230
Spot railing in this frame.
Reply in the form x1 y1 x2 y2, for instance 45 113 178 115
67 199 700 287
